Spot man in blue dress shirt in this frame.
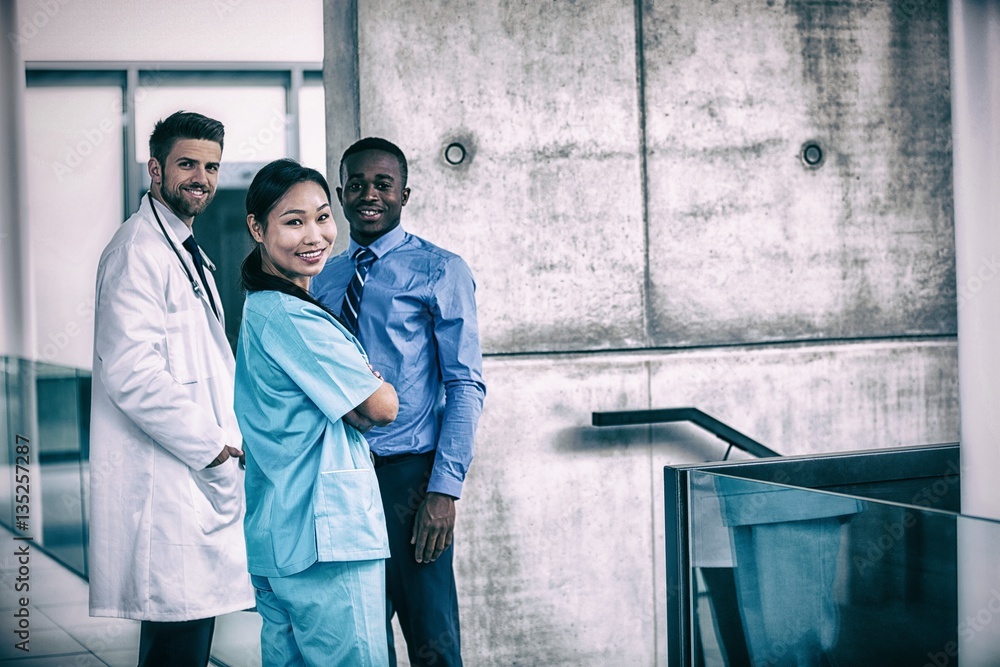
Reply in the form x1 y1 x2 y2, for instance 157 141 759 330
312 137 486 667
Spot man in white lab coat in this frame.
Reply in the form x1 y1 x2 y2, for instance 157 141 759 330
88 111 253 666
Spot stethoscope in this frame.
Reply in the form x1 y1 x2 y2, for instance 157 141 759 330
148 192 206 299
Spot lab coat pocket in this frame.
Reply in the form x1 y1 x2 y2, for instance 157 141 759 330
165 308 209 384
314 468 390 559
189 462 243 535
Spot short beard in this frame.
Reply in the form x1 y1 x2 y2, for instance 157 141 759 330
160 180 215 219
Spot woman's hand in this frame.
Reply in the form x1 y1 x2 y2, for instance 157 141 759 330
343 408 377 433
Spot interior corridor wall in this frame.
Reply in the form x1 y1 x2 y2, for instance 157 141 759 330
0 1 30 359
14 0 324 367
327 1 959 664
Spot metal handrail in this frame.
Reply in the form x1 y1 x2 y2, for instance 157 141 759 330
591 407 780 459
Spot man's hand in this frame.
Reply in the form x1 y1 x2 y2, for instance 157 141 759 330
206 444 244 469
411 492 456 563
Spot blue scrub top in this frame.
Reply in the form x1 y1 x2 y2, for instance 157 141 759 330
234 290 390 578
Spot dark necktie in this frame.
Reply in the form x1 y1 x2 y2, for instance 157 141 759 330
181 235 220 321
341 247 376 335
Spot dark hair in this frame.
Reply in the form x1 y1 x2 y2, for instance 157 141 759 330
240 159 342 321
149 111 225 167
245 158 331 222
339 137 408 186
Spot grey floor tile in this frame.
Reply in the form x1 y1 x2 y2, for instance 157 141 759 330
0 625 88 660
87 648 137 667
211 611 261 667
35 606 139 655
2 652 107 666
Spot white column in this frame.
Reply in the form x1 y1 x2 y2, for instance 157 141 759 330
0 1 31 358
951 0 1000 662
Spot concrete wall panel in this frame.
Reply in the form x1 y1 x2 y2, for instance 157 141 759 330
327 2 961 663
356 1 647 353
454 340 958 665
460 356 655 666
643 1 955 346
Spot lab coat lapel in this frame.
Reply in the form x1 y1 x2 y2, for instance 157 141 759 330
144 195 228 340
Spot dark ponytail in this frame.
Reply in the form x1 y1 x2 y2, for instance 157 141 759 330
241 158 346 326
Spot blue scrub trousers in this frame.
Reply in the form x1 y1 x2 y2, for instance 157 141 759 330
252 559 388 667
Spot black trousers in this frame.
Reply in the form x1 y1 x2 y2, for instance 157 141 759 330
375 451 462 667
137 617 216 667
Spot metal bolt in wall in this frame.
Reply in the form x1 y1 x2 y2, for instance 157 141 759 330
445 142 467 165
800 140 824 168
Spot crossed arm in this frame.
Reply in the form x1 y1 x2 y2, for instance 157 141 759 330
344 367 398 432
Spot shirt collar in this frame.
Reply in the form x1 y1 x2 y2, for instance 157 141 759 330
348 224 406 259
147 192 216 270
147 191 193 243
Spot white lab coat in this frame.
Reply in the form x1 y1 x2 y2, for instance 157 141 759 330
88 194 254 621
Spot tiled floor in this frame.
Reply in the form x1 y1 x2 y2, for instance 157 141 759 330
0 525 263 666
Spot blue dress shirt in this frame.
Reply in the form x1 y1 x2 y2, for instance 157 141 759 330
234 291 390 577
312 225 486 499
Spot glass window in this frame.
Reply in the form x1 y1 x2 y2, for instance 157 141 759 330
299 83 327 173
135 85 288 163
24 86 124 370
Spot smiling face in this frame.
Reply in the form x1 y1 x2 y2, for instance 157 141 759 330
248 180 336 290
337 149 410 246
148 138 221 226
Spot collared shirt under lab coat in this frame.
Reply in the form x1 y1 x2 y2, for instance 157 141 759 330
88 194 253 621
234 291 390 578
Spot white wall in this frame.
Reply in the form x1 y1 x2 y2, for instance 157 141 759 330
14 0 323 63
951 0 1000 662
16 0 323 367
24 87 123 368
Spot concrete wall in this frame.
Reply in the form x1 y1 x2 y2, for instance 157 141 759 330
327 1 958 664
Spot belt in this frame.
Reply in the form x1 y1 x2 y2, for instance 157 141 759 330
370 449 434 469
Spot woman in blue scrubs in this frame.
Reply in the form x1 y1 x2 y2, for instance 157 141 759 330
234 158 398 666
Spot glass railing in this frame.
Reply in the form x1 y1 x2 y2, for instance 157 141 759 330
1 355 91 577
665 444 1000 667
1 355 260 663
